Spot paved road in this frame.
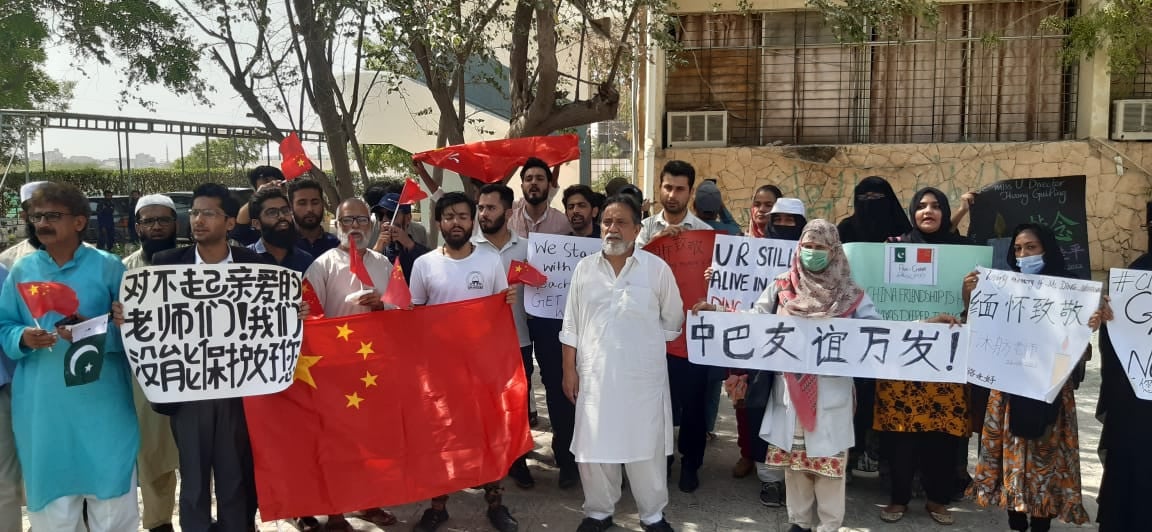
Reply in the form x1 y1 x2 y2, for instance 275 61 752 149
22 349 1107 531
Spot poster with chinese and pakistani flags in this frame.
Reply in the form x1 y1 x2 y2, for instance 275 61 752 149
243 294 532 519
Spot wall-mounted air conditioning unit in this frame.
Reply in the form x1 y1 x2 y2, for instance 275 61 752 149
1112 99 1152 141
667 111 727 148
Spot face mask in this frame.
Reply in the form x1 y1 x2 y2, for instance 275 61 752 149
799 248 830 272
1017 254 1045 274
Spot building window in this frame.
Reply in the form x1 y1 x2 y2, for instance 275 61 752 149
666 2 1078 145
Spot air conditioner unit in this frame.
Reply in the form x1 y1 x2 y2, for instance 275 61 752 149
667 111 728 148
1112 99 1152 141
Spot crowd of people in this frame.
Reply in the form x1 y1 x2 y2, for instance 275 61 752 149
0 155 1145 532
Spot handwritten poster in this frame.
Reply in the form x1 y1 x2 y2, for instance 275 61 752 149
645 230 719 357
706 234 793 311
968 176 1091 279
686 311 967 383
525 234 602 319
884 244 939 285
1105 268 1152 399
119 264 304 403
844 243 993 321
967 267 1101 402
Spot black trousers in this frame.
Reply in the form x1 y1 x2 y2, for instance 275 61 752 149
666 354 709 472
170 398 257 532
881 431 960 506
1008 511 1052 532
528 317 575 469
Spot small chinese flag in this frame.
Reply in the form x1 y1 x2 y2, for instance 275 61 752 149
348 237 374 288
917 248 934 263
382 258 412 308
397 178 428 205
301 279 325 320
278 132 314 180
17 282 80 319
507 260 548 288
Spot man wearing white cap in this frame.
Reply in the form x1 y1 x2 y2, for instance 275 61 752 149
122 193 181 532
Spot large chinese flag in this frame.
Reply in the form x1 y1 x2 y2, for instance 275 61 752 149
244 294 531 520
644 230 719 357
411 134 580 183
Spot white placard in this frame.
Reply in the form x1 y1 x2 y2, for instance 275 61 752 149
967 267 1101 402
686 311 968 383
525 234 601 319
1105 268 1152 400
706 234 793 311
884 244 940 286
119 264 304 403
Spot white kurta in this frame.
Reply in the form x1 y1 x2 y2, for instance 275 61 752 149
559 249 684 463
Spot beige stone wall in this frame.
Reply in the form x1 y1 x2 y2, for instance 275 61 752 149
661 141 1152 271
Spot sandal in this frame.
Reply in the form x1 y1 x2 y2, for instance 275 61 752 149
351 508 398 527
927 506 954 526
292 517 322 532
879 505 906 523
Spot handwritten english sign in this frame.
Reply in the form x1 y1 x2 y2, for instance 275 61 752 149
706 234 793 311
119 264 304 403
1105 268 1152 400
525 234 602 319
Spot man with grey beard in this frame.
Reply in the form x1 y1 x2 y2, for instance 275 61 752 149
560 195 683 532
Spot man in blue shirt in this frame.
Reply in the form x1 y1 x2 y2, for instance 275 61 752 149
248 188 315 274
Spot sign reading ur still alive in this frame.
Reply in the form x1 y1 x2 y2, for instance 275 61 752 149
968 176 1090 279
525 234 602 319
645 230 719 357
1105 268 1152 400
967 266 1101 402
119 264 304 403
706 234 793 311
843 243 993 321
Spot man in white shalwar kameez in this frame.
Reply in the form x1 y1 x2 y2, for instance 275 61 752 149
560 196 684 532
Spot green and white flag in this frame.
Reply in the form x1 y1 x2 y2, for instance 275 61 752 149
64 314 108 387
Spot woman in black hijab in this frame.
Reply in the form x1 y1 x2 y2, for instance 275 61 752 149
837 176 913 244
896 187 970 244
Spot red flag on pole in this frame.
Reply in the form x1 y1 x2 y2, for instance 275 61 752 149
411 134 580 183
279 132 314 180
381 258 412 308
301 279 325 320
397 178 428 206
348 239 374 288
507 260 548 288
244 294 531 519
17 282 79 319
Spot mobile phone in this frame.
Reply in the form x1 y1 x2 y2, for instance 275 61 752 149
54 314 83 329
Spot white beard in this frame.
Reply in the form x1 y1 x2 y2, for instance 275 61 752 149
602 240 634 256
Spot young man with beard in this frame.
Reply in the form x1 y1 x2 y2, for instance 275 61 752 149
409 192 519 532
0 182 140 531
122 194 182 532
507 158 571 238
562 195 683 532
564 185 601 238
247 188 315 274
635 160 711 494
289 179 340 258
472 184 535 489
232 166 287 246
298 198 397 531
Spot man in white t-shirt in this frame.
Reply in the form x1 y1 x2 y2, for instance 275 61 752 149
408 192 519 532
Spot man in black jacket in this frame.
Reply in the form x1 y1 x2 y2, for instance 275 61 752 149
151 183 272 532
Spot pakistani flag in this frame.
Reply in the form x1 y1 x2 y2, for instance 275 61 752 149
63 314 109 387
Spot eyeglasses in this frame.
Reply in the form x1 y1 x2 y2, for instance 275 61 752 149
261 206 293 219
29 212 71 223
138 216 176 228
189 209 224 219
338 216 372 226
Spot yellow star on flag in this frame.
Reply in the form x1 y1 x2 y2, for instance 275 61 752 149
515 265 523 272
336 323 354 341
28 285 39 295
296 157 307 168
361 371 378 388
345 392 364 409
356 341 375 360
294 355 323 389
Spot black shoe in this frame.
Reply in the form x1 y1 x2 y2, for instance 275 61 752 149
413 508 449 532
786 525 812 532
559 464 580 489
576 516 614 532
150 525 176 532
678 467 699 493
641 519 675 532
486 505 519 532
508 458 536 489
529 410 539 427
759 480 784 507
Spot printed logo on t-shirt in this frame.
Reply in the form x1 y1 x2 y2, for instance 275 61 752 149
467 271 484 290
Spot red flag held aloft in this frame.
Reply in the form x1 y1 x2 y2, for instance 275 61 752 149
381 258 411 308
348 238 374 288
507 260 548 288
411 134 580 184
301 279 325 320
279 132 314 180
17 282 79 320
397 178 428 206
